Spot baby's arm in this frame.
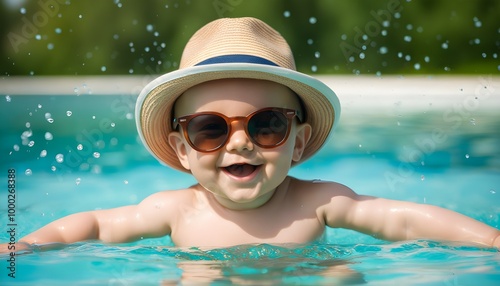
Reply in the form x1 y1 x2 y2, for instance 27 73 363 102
2 191 173 252
321 183 500 248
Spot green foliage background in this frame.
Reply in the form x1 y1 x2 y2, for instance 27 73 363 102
1 0 499 76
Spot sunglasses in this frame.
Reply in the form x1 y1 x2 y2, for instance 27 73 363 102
173 107 302 152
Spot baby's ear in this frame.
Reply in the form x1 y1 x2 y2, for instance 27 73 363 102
168 132 191 170
292 123 312 162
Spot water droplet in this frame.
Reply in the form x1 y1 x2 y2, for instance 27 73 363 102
40 150 47 157
21 130 32 140
45 112 51 119
311 65 317 72
55 27 62 34
404 35 412 42
358 144 362 148
307 39 313 45
146 24 154 32
124 180 129 185
75 178 81 185
55 153 64 163
25 122 31 128
77 144 83 151
13 145 20 151
101 66 107 72
441 42 448 49
51 166 56 171
379 46 388 54
47 43 54 50
420 175 425 181
473 17 482 28
469 118 476 125
47 118 54 123
125 113 133 120
35 34 41 40
78 14 83 19
25 169 32 176
44 132 53 140
314 51 320 58
28 141 35 147
20 7 26 14
465 154 470 159
66 110 72 116
283 11 290 17
93 152 101 158
309 17 317 24
490 189 496 194
110 122 116 128
414 63 421 70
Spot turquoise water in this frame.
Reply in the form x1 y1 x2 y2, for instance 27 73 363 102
1 94 499 285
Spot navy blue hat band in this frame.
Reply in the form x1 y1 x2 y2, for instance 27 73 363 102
195 54 279 67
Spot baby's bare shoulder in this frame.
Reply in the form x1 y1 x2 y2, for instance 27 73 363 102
288 177 358 199
140 187 197 206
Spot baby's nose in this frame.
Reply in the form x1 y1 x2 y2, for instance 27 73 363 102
225 121 254 152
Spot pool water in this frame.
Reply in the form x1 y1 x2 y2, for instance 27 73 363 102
1 77 500 285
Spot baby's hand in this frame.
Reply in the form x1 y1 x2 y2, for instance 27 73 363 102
494 235 500 250
0 241 32 255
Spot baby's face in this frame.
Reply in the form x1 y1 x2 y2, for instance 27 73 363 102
169 79 311 210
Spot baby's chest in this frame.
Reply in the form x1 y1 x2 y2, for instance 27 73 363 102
171 209 324 247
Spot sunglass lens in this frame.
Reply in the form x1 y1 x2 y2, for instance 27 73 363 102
248 110 288 146
187 114 228 151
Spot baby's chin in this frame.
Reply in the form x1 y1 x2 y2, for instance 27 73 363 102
201 183 276 210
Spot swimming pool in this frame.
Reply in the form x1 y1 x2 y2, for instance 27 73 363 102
1 76 499 285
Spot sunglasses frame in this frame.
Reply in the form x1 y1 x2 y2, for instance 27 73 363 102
173 107 302 152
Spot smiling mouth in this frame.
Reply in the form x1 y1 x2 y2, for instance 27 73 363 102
222 164 261 178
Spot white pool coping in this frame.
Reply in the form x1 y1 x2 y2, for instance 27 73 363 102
1 75 499 113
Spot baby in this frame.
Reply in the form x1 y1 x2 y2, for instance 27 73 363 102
3 17 499 251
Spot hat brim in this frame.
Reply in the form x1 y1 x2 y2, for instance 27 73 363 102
135 63 340 172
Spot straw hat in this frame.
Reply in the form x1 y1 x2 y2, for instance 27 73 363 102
135 17 340 172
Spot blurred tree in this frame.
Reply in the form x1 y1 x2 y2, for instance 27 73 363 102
1 0 498 76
